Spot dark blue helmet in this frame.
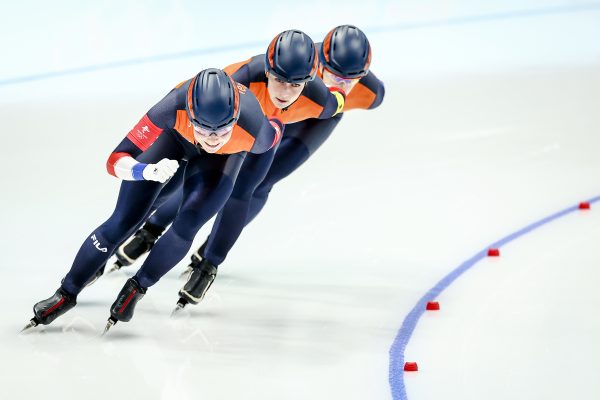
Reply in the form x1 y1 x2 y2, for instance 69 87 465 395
186 68 240 131
265 30 318 83
320 25 371 79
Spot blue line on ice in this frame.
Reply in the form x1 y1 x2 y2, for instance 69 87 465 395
388 195 600 400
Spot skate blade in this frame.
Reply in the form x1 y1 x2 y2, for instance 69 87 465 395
179 267 193 279
170 303 186 318
171 298 190 317
20 318 39 333
107 262 123 274
102 318 117 336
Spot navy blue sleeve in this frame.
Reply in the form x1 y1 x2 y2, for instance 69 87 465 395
106 83 187 176
226 55 265 87
250 118 284 154
229 64 252 87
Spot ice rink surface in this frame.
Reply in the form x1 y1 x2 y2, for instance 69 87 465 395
1 1 600 399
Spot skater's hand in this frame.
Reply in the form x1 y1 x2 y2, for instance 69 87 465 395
142 158 179 183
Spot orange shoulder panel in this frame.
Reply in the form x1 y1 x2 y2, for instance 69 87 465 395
175 80 187 89
249 82 276 116
216 125 256 154
174 110 195 144
279 95 323 124
345 83 376 111
224 57 253 76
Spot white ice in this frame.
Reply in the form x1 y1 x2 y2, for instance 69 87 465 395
1 1 600 400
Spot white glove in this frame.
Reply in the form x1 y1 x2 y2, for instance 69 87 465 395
142 158 179 183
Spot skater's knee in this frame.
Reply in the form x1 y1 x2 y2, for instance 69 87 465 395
230 182 257 201
254 183 273 200
102 213 147 243
170 211 203 242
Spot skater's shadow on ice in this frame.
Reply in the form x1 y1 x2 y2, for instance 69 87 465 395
160 271 255 285
19 325 143 341
23 324 98 337
102 330 141 341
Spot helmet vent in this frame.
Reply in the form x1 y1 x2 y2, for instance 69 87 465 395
265 29 317 83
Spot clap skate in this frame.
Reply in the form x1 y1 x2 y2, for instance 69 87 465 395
103 277 147 335
22 288 77 332
179 240 208 279
173 259 217 315
109 223 163 273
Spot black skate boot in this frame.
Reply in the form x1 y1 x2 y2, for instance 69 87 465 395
180 239 208 279
22 288 77 332
110 222 164 273
103 277 147 334
174 259 217 314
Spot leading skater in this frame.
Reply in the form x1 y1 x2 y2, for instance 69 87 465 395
24 68 284 331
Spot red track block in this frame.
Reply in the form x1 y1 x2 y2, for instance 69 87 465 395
404 362 419 372
426 301 440 311
579 202 591 210
487 248 500 257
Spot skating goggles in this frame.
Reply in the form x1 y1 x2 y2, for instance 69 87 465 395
322 67 361 86
193 123 235 138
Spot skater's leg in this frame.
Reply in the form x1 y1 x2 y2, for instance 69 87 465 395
61 180 164 294
134 152 245 288
112 164 187 269
61 131 185 296
177 118 342 305
202 146 277 266
171 119 339 300
148 187 183 229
